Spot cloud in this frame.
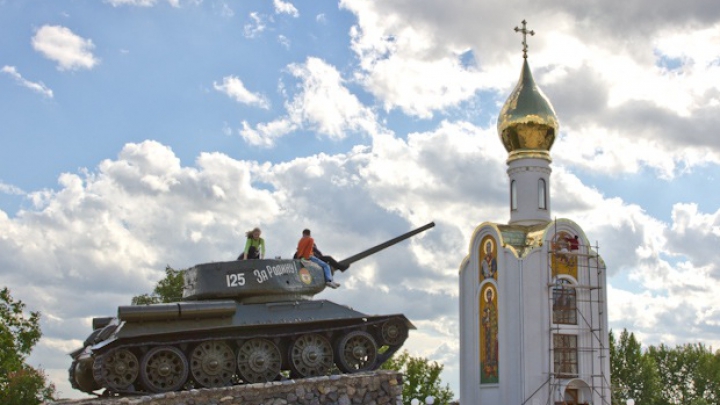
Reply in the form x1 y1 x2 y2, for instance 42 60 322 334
337 0 720 179
244 12 267 38
213 2 234 17
213 76 270 108
239 119 298 148
342 2 482 119
240 57 381 147
31 25 99 71
273 0 299 17
286 58 381 138
1 66 53 98
278 34 290 49
0 181 26 196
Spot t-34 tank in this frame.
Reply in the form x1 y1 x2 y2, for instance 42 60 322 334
69 222 435 395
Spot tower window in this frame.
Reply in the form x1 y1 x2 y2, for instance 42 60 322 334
553 334 578 378
552 279 576 325
539 178 547 210
511 180 517 211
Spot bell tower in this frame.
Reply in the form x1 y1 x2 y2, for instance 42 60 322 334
459 21 611 405
497 20 559 226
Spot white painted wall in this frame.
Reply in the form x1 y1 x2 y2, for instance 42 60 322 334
459 219 611 404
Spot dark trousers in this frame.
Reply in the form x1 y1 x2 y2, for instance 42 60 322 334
238 246 260 260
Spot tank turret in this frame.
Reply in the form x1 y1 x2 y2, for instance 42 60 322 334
182 221 436 303
69 222 434 396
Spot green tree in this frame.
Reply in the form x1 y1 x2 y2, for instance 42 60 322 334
0 287 56 404
609 329 661 405
647 342 718 405
381 350 454 405
131 265 185 304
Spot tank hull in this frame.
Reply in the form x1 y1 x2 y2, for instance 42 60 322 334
69 299 414 395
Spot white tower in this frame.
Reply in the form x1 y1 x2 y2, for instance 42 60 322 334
459 21 611 405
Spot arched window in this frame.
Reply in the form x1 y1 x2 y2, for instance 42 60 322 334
552 278 576 325
511 180 517 211
539 178 547 210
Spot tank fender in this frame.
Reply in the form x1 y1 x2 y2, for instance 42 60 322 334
92 317 115 330
117 300 237 322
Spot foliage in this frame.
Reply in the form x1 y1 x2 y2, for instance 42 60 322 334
610 329 720 405
0 287 56 404
381 350 454 405
609 329 661 405
131 265 185 304
646 342 719 405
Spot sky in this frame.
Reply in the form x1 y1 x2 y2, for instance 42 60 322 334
1 0 720 400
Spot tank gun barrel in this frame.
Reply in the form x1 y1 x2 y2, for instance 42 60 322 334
336 221 435 271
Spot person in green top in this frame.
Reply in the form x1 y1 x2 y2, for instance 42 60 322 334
238 227 265 260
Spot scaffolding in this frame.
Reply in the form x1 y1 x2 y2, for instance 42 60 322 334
545 225 611 405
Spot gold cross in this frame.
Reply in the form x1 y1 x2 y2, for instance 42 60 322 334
514 20 535 59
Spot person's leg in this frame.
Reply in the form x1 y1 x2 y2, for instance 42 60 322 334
310 256 332 282
320 255 348 271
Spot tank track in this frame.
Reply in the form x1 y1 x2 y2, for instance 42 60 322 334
71 316 409 396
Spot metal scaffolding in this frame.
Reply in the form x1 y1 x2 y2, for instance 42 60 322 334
545 227 611 405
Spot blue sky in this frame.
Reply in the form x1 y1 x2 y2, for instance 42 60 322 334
2 0 720 400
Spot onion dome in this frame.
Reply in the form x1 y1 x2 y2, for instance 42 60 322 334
497 57 559 162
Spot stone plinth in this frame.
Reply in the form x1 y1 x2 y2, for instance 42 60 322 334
48 371 403 405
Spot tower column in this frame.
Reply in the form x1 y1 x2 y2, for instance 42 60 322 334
507 156 551 226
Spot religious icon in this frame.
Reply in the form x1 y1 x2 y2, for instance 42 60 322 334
480 236 498 280
480 283 499 384
551 231 578 279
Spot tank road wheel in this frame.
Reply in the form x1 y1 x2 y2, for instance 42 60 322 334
380 318 409 346
190 340 236 388
289 333 334 378
237 338 282 383
93 349 139 392
140 346 189 393
71 361 100 393
335 331 378 373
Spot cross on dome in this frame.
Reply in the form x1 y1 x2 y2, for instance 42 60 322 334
514 20 535 59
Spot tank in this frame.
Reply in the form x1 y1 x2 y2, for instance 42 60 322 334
68 222 435 395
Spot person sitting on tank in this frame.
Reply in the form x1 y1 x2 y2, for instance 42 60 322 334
313 244 349 271
296 228 340 288
293 243 349 272
238 227 265 260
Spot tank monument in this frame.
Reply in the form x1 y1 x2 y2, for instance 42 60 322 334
67 222 434 398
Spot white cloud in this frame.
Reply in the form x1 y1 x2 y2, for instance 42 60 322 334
0 180 25 196
213 76 269 108
286 58 381 138
240 57 381 147
1 66 53 98
273 0 299 17
31 25 99 71
278 34 290 49
343 3 482 119
214 2 234 17
244 12 267 38
336 1 720 180
239 119 298 148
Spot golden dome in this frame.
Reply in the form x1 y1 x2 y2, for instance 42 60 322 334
497 58 559 161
